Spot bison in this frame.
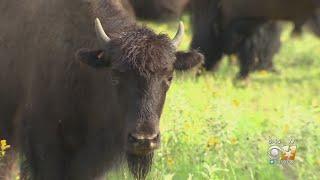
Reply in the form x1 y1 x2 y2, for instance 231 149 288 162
225 22 282 77
252 12 320 74
190 0 320 78
0 0 204 179
128 0 190 21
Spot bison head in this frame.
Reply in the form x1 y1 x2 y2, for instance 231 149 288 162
76 18 203 179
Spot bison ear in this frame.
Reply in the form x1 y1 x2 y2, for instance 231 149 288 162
174 50 205 70
76 48 111 68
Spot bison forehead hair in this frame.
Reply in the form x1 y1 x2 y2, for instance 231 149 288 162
111 27 176 74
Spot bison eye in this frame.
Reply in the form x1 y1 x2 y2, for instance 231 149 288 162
165 76 173 87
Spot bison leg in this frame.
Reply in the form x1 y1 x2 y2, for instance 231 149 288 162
308 12 320 37
236 37 256 79
191 34 223 71
224 20 272 79
190 32 223 71
253 23 282 72
190 0 223 71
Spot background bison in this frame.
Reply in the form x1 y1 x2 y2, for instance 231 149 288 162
232 22 282 76
0 0 203 179
128 0 190 21
190 0 320 78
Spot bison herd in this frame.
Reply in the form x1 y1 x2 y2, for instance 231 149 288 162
128 0 320 79
0 0 319 179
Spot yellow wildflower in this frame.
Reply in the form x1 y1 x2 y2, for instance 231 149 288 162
167 157 174 167
1 140 7 146
1 140 10 150
0 139 11 157
183 122 192 131
232 99 240 107
230 137 238 145
207 136 220 147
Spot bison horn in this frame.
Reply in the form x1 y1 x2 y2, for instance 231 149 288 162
172 21 185 48
95 18 111 45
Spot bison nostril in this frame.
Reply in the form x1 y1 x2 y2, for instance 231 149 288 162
153 133 160 141
128 133 139 143
127 133 161 153
128 133 160 143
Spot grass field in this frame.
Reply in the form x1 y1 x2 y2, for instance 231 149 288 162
108 16 320 180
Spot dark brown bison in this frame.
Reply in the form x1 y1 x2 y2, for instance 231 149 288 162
0 0 203 179
245 23 282 72
224 22 282 77
252 11 320 74
128 0 190 21
191 0 319 79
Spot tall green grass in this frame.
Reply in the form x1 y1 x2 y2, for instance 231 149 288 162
108 16 320 180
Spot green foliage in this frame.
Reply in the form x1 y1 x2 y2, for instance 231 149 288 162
111 17 320 180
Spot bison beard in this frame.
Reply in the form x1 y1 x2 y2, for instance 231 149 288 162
127 153 154 180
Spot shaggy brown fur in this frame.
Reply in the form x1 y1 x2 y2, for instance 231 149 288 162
0 0 204 179
110 28 175 74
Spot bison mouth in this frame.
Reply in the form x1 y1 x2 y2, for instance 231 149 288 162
126 152 154 180
126 133 161 156
126 142 160 156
